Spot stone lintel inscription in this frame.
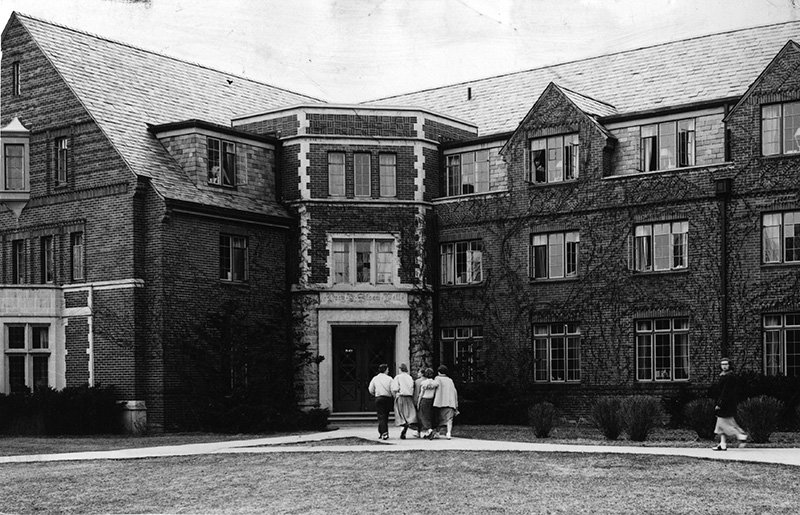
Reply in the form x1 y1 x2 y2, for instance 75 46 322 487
319 291 408 308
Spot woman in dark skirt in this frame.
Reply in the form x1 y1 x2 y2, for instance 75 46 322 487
713 358 748 451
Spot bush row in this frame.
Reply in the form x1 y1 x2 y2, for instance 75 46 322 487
684 395 786 443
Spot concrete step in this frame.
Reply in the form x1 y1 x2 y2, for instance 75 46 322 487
329 411 394 424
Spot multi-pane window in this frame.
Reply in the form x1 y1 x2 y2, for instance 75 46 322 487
762 102 800 156
633 221 688 272
328 152 345 196
636 318 690 381
379 154 396 197
528 134 579 183
640 119 695 171
530 231 579 279
207 137 236 186
4 143 25 190
445 149 490 196
764 313 800 377
354 153 371 197
440 240 483 285
12 61 20 96
12 239 25 284
70 232 84 282
533 323 580 382
219 235 248 282
441 326 483 383
331 237 395 285
763 212 800 264
40 236 54 284
4 324 50 394
56 137 69 185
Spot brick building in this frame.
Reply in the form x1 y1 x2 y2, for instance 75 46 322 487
1 12 799 429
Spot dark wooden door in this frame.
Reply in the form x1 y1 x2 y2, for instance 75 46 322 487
332 326 395 412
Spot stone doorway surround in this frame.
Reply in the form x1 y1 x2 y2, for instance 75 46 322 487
317 291 410 411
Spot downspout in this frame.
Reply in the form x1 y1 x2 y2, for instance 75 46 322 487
715 178 732 358
87 285 95 386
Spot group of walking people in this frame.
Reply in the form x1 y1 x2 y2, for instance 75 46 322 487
368 363 458 440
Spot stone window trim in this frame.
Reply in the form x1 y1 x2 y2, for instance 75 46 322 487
532 322 581 383
529 230 580 280
3 323 51 394
761 101 800 157
763 313 800 377
440 326 483 383
762 211 800 266
327 233 399 287
526 133 579 184
639 118 696 172
219 233 248 283
440 239 483 287
635 317 690 382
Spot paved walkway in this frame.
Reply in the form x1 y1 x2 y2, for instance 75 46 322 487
1 425 799 466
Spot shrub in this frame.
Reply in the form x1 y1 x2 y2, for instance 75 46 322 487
301 408 330 431
621 396 664 442
729 372 800 430
738 395 783 443
683 398 717 440
591 396 624 440
457 382 528 425
528 402 557 438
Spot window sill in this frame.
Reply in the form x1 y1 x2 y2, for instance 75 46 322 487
630 268 690 276
604 162 733 180
635 379 691 383
529 276 579 284
761 262 800 270
207 182 237 190
219 280 249 287
760 153 800 161
533 381 581 385
439 282 484 290
526 179 578 188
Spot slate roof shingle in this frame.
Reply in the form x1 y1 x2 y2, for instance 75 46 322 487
367 21 800 135
16 12 322 218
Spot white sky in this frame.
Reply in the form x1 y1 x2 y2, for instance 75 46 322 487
1 0 799 103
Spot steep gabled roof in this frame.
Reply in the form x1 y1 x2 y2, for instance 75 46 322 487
724 40 800 122
13 12 322 217
368 20 800 135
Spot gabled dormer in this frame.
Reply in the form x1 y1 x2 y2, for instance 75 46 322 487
0 117 31 219
724 40 800 163
501 82 618 185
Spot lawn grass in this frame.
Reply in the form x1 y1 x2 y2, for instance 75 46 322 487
1 451 799 514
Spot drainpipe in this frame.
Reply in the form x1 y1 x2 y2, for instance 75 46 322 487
87 285 95 386
715 178 732 357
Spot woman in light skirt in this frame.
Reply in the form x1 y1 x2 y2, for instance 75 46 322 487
713 358 748 451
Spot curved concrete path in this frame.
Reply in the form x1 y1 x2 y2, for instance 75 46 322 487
1 425 799 467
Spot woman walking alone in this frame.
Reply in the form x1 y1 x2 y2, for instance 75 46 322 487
713 358 748 451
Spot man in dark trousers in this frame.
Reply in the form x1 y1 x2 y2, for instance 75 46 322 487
368 363 394 440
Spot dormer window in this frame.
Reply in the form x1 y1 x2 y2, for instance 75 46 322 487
207 137 236 186
445 149 490 196
762 102 800 156
640 119 695 171
528 134 579 183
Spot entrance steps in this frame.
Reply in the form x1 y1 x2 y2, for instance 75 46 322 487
329 411 394 425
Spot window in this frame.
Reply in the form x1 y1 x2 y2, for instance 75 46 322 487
4 144 25 190
764 313 800 377
220 235 248 282
354 153 371 197
527 134 579 183
763 212 800 264
532 323 580 382
56 137 69 185
379 154 396 197
762 102 800 156
440 240 483 285
70 232 84 282
12 239 25 284
633 221 688 272
331 237 395 285
636 318 690 381
441 326 483 383
40 236 54 284
529 231 579 279
640 119 695 171
328 152 345 196
445 149 490 196
4 324 50 394
207 138 236 186
12 61 20 96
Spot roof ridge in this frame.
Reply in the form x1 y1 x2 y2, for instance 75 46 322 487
367 18 800 103
12 11 325 103
556 85 617 109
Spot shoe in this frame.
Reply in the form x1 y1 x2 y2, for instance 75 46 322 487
381 433 389 440
400 429 407 440
712 445 727 451
446 434 452 440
